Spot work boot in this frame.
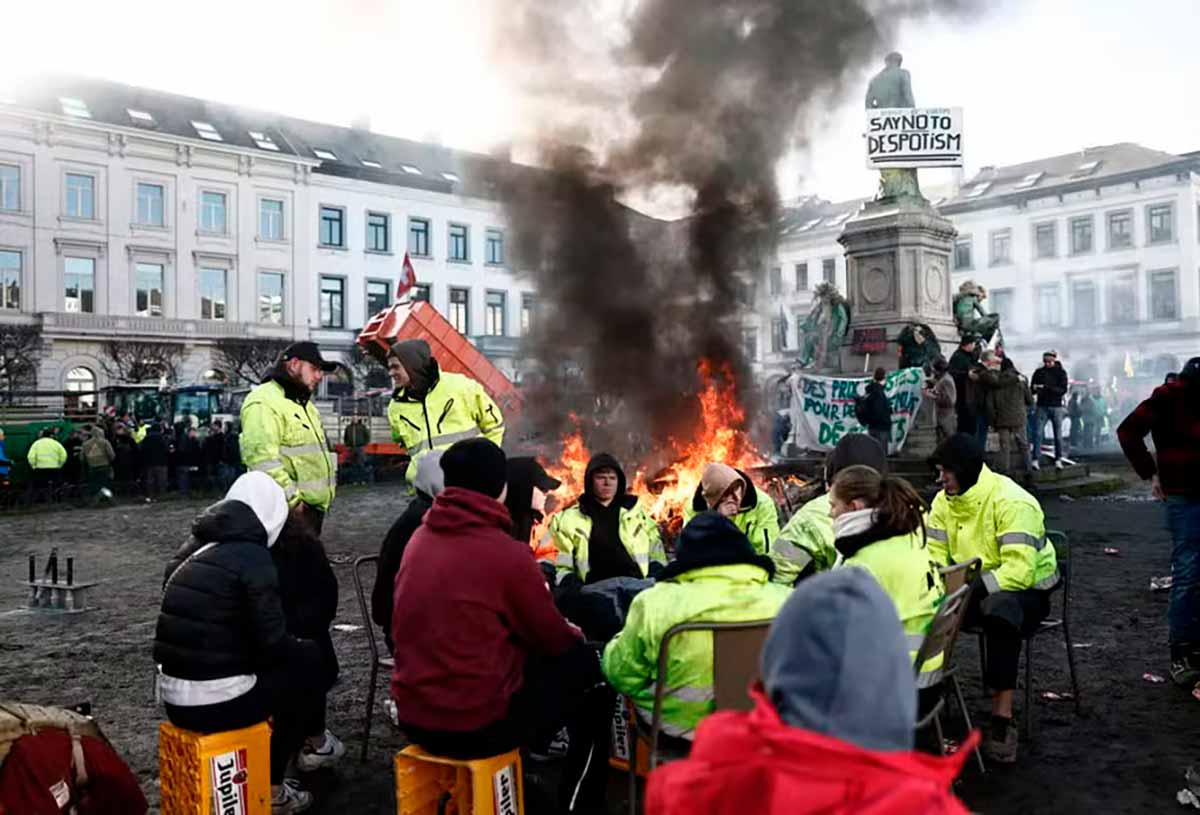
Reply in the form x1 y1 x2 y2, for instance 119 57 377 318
984 716 1018 764
1055 459 1065 471
1030 460 1040 472
272 779 313 814
296 729 345 772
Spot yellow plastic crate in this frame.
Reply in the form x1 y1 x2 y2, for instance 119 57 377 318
159 720 271 815
395 745 523 815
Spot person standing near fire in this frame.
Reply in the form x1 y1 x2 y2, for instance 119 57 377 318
385 339 505 483
683 463 780 555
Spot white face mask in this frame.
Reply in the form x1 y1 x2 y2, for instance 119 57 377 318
832 507 875 540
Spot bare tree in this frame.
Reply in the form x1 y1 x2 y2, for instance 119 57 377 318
0 323 43 401
212 338 290 386
100 340 186 384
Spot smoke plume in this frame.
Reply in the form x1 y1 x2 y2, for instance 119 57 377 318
492 0 985 461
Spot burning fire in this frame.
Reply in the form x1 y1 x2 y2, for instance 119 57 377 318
533 360 765 551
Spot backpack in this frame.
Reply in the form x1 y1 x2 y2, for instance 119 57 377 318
0 703 146 815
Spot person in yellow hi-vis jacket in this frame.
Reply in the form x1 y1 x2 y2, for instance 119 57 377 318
385 339 504 482
926 433 1058 766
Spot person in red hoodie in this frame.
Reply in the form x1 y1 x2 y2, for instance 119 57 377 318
390 437 611 813
645 567 976 815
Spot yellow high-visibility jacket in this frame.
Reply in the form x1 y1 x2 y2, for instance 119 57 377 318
548 501 665 583
772 493 839 585
240 379 337 511
27 437 67 470
388 371 504 481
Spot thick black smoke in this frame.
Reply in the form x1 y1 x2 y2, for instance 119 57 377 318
493 0 985 459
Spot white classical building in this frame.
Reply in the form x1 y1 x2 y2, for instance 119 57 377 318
0 76 534 399
755 142 1200 389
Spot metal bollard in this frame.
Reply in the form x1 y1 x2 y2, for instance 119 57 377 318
67 557 74 586
28 554 35 583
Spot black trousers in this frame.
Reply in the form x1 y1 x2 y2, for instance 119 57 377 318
164 665 327 783
400 641 612 812
967 587 1052 691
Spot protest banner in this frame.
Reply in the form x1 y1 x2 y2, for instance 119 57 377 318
866 107 963 169
788 367 925 454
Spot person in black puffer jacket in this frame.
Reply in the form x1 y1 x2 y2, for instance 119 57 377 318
153 472 324 813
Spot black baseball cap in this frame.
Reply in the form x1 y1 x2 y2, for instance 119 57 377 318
281 341 338 372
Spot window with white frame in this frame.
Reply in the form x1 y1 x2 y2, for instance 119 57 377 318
485 228 504 265
259 199 284 240
1108 274 1137 324
770 317 785 352
258 271 285 324
1107 209 1133 249
953 236 972 269
367 212 390 252
135 262 165 317
320 276 345 328
0 250 20 310
366 280 390 316
742 330 758 361
521 294 535 334
449 223 470 262
794 262 809 290
199 267 227 320
990 288 1014 326
408 217 431 256
1148 203 1174 244
449 287 470 333
1036 284 1060 328
1149 270 1179 321
1033 222 1056 259
136 183 165 226
822 258 836 283
1070 215 1093 255
768 267 782 296
200 191 227 234
989 228 1012 265
65 367 96 408
412 283 431 303
319 206 345 248
64 257 95 313
0 165 19 211
485 291 506 336
1071 280 1097 327
65 173 95 219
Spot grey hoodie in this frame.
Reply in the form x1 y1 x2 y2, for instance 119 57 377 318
760 568 916 751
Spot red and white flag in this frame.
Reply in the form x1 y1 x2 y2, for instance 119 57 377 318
397 251 418 299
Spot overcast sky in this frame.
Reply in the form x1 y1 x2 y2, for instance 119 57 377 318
6 0 1198 210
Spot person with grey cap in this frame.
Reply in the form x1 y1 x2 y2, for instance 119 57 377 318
643 569 974 815
385 339 505 484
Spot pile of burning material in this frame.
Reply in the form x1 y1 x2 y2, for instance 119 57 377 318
536 361 797 547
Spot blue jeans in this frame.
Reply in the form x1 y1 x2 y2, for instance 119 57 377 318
1033 406 1064 461
1167 496 1200 652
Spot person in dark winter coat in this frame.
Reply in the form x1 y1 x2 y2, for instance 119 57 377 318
112 425 140 491
1030 351 1069 470
858 367 892 452
202 422 227 489
504 456 562 548
175 428 202 497
153 472 324 813
391 438 610 811
947 335 981 435
371 451 446 654
980 357 1034 478
140 424 171 499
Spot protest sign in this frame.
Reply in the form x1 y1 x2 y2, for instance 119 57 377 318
866 107 963 169
788 367 925 454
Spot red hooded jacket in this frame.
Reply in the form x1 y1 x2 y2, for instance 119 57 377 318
646 688 976 815
390 487 582 731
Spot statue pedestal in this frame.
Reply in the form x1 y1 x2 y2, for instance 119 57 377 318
838 198 959 459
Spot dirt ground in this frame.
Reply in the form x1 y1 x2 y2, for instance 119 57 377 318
1 473 1198 814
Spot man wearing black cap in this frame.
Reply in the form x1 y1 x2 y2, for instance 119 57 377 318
391 438 610 810
1118 357 1200 685
240 341 339 522
926 433 1059 763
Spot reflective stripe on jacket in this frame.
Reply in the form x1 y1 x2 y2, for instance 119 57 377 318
841 531 945 688
239 380 337 511
27 437 68 470
601 563 789 739
388 371 505 481
682 485 780 556
772 493 839 585
548 503 664 582
926 465 1058 594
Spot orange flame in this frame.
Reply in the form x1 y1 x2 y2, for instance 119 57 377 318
532 360 765 554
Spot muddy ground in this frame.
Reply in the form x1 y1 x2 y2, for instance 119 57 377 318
1 473 1198 814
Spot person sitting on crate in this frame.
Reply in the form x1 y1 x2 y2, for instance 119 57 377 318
681 463 781 555
602 511 790 745
153 472 327 814
390 438 612 812
385 339 505 484
643 569 975 815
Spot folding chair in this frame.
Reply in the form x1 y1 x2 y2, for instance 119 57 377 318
1021 530 1079 744
351 554 394 763
627 619 773 815
913 583 984 773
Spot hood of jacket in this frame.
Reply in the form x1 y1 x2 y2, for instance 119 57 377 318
390 339 441 400
659 510 775 582
760 568 916 751
580 452 637 514
928 433 985 493
424 485 514 538
941 463 1002 521
191 498 271 549
689 467 760 514
824 433 889 485
222 471 288 546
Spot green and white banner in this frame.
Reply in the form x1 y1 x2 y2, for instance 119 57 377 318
789 367 926 454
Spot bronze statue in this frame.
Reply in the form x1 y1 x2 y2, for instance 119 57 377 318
865 52 922 201
796 283 851 371
953 280 1001 345
897 323 942 370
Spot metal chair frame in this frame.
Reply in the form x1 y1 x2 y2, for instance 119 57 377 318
351 554 395 763
627 619 773 815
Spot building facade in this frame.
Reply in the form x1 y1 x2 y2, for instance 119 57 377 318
755 143 1200 390
0 76 535 403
